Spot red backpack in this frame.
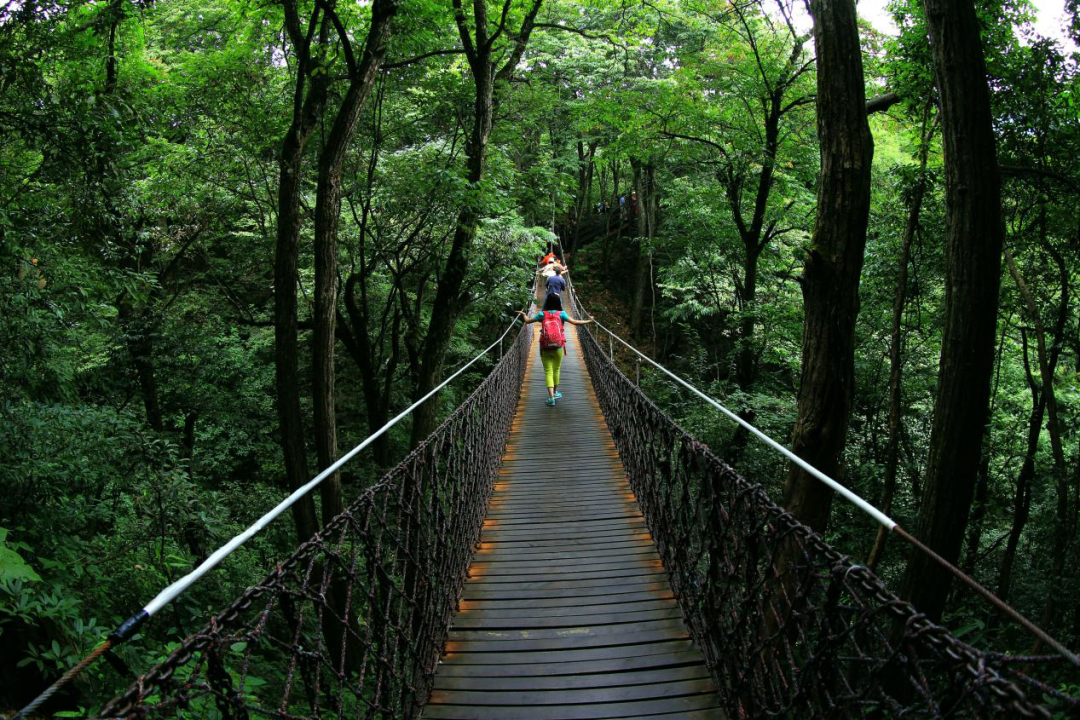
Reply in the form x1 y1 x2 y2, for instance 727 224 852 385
539 311 566 351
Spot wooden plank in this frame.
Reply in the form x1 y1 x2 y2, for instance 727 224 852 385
469 559 663 577
480 520 647 540
490 500 632 510
456 598 677 619
463 572 668 593
488 490 629 503
439 639 698 666
432 648 704 677
473 540 656 560
444 625 689 654
473 547 658 564
481 511 638 527
427 678 717 706
450 607 682 630
425 322 719 719
432 664 710 691
421 694 723 719
448 618 688 642
464 573 667 590
485 500 638 515
456 589 674 610
471 556 661 574
460 587 669 604
474 533 655 550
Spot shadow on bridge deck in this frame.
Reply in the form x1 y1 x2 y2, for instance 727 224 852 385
424 324 725 720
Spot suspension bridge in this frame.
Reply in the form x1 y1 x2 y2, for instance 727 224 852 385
12 282 1080 719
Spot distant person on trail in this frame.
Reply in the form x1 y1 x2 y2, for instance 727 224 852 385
539 249 564 268
533 255 567 304
545 266 567 298
518 294 593 406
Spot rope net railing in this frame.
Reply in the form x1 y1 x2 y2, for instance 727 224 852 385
566 292 1078 719
96 321 533 720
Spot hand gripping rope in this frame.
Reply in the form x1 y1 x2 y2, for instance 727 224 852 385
565 274 1080 669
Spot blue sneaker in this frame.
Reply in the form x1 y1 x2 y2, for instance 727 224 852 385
554 391 563 399
546 397 556 406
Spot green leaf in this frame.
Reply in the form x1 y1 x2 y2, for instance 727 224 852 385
0 529 42 583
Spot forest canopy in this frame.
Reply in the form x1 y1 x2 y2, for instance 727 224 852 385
2 0 1080 713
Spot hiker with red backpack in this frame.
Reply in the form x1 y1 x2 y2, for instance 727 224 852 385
518 293 593 406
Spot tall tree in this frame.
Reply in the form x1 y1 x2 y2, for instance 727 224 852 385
409 0 543 446
310 0 397 524
900 0 1006 623
994 243 1067 604
781 0 873 533
866 102 936 569
629 158 658 337
664 1 814 391
274 0 330 542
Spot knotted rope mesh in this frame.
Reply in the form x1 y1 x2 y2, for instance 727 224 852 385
567 292 1079 719
98 323 532 720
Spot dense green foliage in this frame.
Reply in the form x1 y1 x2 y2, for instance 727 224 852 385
2 0 1079 713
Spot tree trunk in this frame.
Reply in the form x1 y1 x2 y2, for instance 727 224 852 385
1025 242 1070 639
962 319 1008 575
119 293 164 433
629 160 657 337
569 139 597 259
781 0 873 533
900 0 1005 623
734 246 760 391
339 297 397 466
311 0 397 524
1071 428 1080 647
409 0 542 447
996 329 1043 602
306 0 397 676
603 162 621 267
866 105 933 569
273 4 330 543
410 66 493 447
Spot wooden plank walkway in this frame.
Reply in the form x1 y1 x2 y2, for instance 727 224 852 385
425 323 724 720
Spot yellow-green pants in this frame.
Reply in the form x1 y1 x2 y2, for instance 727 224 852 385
541 348 564 388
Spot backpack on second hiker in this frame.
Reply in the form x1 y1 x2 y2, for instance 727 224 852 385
539 310 566 351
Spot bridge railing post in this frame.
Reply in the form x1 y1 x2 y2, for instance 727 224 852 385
608 332 614 362
636 356 641 386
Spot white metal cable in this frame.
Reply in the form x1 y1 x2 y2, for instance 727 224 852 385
10 302 537 720
143 308 528 617
567 282 1080 667
568 283 896 531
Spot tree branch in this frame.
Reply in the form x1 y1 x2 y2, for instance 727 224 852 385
320 1 356 75
660 130 730 159
383 47 467 69
495 0 544 83
486 0 514 49
1000 164 1079 191
451 0 478 65
533 22 628 48
866 92 901 115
